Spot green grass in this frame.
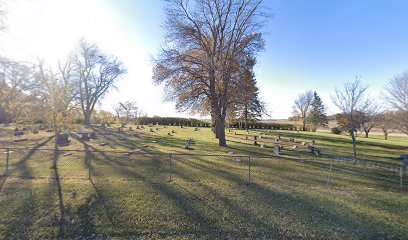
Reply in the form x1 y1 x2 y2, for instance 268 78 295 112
0 124 407 239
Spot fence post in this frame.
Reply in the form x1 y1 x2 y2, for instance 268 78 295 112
326 158 333 187
248 156 251 185
400 167 403 191
88 154 92 180
169 154 172 182
6 147 9 175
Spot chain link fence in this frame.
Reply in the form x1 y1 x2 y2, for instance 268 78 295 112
1 147 406 191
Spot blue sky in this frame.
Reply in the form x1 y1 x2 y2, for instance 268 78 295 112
2 0 408 118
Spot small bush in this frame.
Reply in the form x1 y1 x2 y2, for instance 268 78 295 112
331 127 342 134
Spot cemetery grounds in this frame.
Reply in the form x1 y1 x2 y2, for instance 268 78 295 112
0 124 407 239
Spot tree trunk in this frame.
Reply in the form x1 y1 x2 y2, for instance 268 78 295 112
84 111 91 128
384 133 388 140
302 118 306 131
365 131 369 138
352 132 357 163
216 118 227 147
244 106 248 132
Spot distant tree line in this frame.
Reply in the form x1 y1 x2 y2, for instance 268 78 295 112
229 122 296 131
137 117 209 127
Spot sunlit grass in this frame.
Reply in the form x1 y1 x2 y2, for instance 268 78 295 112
0 124 407 238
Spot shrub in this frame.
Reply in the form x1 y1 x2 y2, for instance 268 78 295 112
331 127 342 134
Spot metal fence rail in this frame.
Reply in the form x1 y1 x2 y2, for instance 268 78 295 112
1 147 406 191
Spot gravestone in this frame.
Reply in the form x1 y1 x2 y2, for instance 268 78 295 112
274 139 280 144
260 144 265 148
180 125 183 128
185 138 193 150
274 145 281 155
129 127 133 131
228 128 231 132
308 145 320 156
167 132 172 136
245 136 248 140
47 129 53 133
81 132 91 140
290 137 295 143
14 130 25 136
150 128 154 132
172 130 175 133
90 132 97 139
14 138 28 143
107 123 111 127
101 123 106 127
195 127 198 131
234 131 236 135
99 142 108 146
136 125 140 129
118 127 123 133
156 128 159 131
56 132 71 146
32 129 39 134
311 139 315 145
253 140 258 146
254 136 257 140
277 135 281 139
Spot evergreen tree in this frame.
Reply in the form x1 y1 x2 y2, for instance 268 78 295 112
307 92 328 131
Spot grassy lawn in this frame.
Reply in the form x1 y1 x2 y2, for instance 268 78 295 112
0 124 407 239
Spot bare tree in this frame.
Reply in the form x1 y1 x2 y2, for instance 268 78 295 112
0 58 35 123
360 101 380 138
35 58 78 132
0 0 7 32
332 78 372 163
74 39 127 128
377 111 396 140
292 90 313 131
153 0 267 146
384 71 408 136
114 101 139 125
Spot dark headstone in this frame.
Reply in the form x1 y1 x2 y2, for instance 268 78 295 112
90 132 96 139
32 129 39 134
290 137 295 143
56 132 70 146
107 123 111 127
253 140 258 146
81 132 91 140
129 127 133 131
150 128 154 132
254 136 257 140
311 139 315 145
14 130 25 136
47 129 53 133
308 145 320 156
168 132 172 136
101 123 106 127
